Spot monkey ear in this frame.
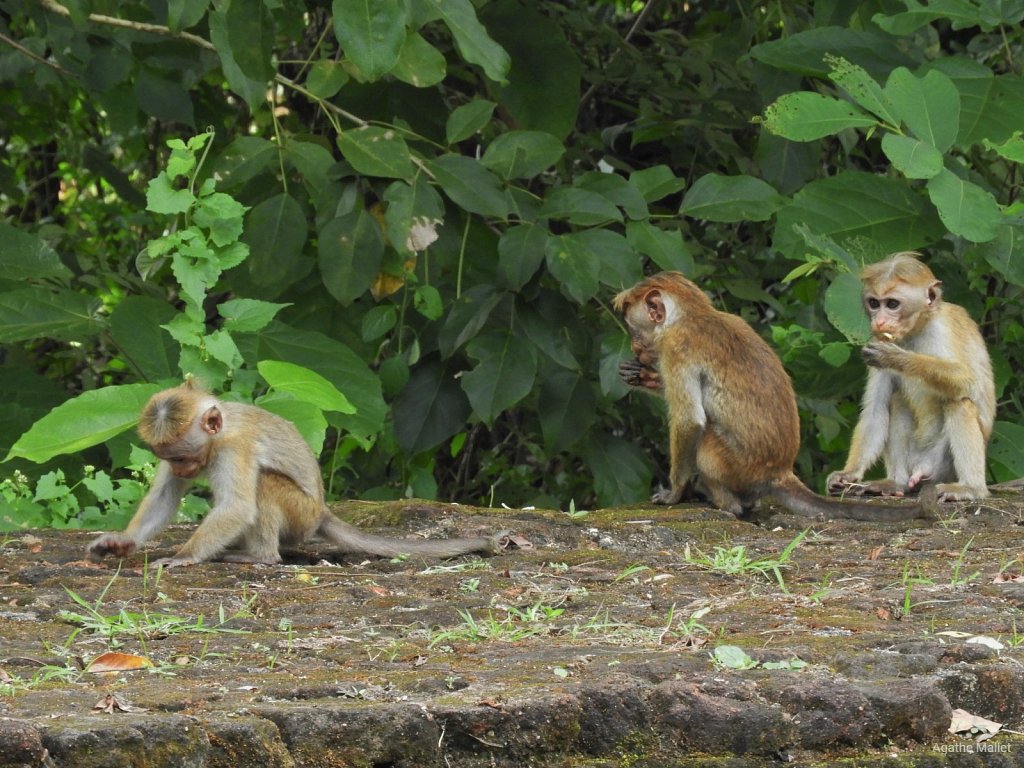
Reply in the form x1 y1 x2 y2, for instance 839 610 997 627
644 290 666 324
200 406 223 436
926 280 943 308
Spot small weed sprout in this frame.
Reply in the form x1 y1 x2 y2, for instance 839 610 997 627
563 499 589 520
684 529 809 592
950 537 981 587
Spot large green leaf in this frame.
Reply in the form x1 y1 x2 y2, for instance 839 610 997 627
680 174 786 222
254 394 328 456
461 330 537 424
0 224 73 281
392 358 471 455
538 370 595 452
285 140 337 194
382 177 445 255
392 32 446 87
435 0 510 83
824 271 871 344
446 100 496 144
826 55 901 127
926 169 1003 243
248 322 386 442
337 126 414 179
773 172 946 261
989 421 1024 481
881 134 944 179
933 59 1024 147
761 93 877 142
481 130 565 180
626 221 695 275
219 298 291 334
426 155 510 219
582 434 653 506
498 223 550 291
5 383 163 463
885 68 960 152
539 188 623 227
0 288 98 343
211 137 278 189
258 360 355 414
544 233 601 304
438 285 506 358
576 172 649 221
318 209 385 305
224 0 274 83
333 0 406 81
976 223 1024 286
109 296 177 381
242 193 309 288
873 0 1005 35
750 26 915 79
480 0 580 139
208 7 266 110
629 165 687 204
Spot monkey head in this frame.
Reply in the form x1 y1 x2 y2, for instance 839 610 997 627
860 252 942 343
139 382 223 479
613 272 712 355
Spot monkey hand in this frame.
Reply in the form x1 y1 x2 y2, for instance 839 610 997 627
652 485 687 505
150 555 199 569
826 471 863 496
861 341 904 369
86 533 138 561
619 358 663 390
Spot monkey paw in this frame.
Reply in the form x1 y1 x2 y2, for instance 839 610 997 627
652 487 685 505
86 534 137 561
826 472 863 496
150 556 199 569
861 341 902 369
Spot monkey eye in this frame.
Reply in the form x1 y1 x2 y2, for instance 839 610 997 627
885 299 900 310
867 298 880 309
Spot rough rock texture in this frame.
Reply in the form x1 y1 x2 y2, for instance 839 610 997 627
3 493 1024 766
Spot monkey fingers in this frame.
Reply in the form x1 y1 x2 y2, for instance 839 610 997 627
151 555 199 569
86 534 138 561
826 472 862 496
861 341 901 369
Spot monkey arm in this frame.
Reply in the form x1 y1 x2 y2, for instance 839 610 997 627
87 463 190 559
654 375 705 504
863 342 974 400
827 370 894 493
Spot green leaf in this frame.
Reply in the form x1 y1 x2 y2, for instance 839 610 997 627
167 0 208 31
481 130 565 180
544 233 601 304
826 55 901 127
414 284 443 320
212 137 278 189
392 32 446 88
194 191 248 247
989 421 1024 480
881 134 944 179
204 329 244 370
426 154 510 218
0 224 73 281
873 0 1001 35
576 172 649 221
480 0 580 139
885 68 960 152
108 296 177 381
285 140 337 194
773 172 945 261
498 223 550 290
446 100 496 144
626 221 695 274
251 322 385 443
361 305 398 341
749 26 915 80
819 342 853 367
242 193 310 288
5 383 163 463
435 0 511 84
582 434 652 506
438 285 505 358
224 0 275 83
382 177 445 255
680 174 786 222
575 228 642 289
461 330 537 424
538 370 595 452
318 208 385 305
209 8 266 111
0 288 98 343
337 126 414 179
135 69 195 127
146 172 194 215
761 92 878 141
539 187 623 226
333 0 406 81
977 224 1024 286
258 360 356 414
254 393 328 456
926 169 1003 243
984 131 1024 164
306 60 350 99
219 298 292 333
936 58 1024 147
392 358 471 454
713 645 758 670
629 165 687 203
825 271 871 344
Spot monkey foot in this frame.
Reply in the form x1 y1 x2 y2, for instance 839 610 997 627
151 556 199 569
934 483 989 502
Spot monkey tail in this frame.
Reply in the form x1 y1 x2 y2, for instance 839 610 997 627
770 474 936 523
316 514 504 558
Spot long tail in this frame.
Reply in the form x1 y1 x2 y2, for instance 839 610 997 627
771 475 935 522
317 514 503 558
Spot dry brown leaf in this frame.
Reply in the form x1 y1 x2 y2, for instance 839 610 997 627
868 545 885 561
86 651 154 673
92 693 149 714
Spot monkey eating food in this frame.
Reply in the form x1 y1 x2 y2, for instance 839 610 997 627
88 381 507 567
613 271 932 522
826 252 995 502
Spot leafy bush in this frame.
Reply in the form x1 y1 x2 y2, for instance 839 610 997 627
0 1 1022 529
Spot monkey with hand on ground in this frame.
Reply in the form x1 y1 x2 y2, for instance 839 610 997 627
826 252 995 503
88 381 508 568
613 271 933 522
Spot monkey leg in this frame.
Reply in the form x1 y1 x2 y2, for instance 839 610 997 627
935 399 990 501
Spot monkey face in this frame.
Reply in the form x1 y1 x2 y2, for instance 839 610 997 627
152 444 208 479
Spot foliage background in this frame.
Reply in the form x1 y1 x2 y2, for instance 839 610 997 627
1 0 1022 526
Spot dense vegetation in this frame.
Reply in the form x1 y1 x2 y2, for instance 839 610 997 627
1 0 1022 529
